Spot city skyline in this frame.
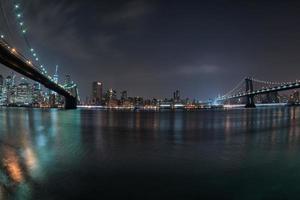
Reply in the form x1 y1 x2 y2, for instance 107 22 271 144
1 0 300 99
2 1 300 199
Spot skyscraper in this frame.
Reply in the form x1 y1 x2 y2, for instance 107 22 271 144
5 75 15 105
92 81 103 105
15 78 32 106
32 82 42 106
53 65 59 84
173 90 180 103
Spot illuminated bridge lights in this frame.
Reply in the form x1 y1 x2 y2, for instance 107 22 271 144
220 78 300 101
12 1 53 78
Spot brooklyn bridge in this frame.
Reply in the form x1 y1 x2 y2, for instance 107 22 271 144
0 1 77 109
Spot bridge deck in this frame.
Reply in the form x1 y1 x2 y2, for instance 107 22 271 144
219 82 300 101
0 39 77 109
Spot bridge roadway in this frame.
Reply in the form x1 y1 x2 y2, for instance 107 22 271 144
0 39 77 109
218 81 300 101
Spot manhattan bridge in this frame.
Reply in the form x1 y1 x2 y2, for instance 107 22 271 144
0 0 77 109
217 77 300 108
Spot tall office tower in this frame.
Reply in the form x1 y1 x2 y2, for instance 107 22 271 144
5 75 13 89
53 65 59 84
173 90 180 103
5 75 15 105
104 89 118 107
107 89 117 100
92 81 103 105
32 82 42 106
16 78 32 106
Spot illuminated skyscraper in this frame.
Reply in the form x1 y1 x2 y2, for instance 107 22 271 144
92 81 103 105
5 74 16 105
32 82 42 106
15 78 32 106
53 65 59 84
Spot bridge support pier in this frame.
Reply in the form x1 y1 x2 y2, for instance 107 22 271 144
65 97 77 109
245 78 256 108
245 95 256 108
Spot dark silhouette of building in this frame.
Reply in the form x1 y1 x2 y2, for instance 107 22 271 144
173 90 180 103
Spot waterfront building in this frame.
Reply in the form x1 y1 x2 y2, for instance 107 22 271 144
15 78 32 106
105 89 117 101
289 90 300 104
49 94 56 107
121 90 128 101
92 81 103 105
5 75 16 105
173 90 180 103
133 96 144 106
104 89 117 107
0 74 4 105
266 92 279 103
32 82 42 107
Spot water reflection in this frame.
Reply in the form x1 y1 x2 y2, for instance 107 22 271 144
3 148 23 183
0 108 82 199
0 107 300 199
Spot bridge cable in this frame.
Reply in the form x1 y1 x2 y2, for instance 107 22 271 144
11 0 51 78
222 77 246 98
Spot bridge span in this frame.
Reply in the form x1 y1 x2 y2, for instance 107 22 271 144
0 39 77 109
217 77 300 108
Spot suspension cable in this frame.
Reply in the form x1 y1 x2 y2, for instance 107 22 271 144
222 77 246 97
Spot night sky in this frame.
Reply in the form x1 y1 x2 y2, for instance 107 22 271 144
1 0 300 100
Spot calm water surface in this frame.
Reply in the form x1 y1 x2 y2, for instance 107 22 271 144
1 107 300 199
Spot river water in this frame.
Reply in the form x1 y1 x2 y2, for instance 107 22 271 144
0 107 300 199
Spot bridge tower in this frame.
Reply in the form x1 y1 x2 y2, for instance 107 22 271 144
245 78 256 108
